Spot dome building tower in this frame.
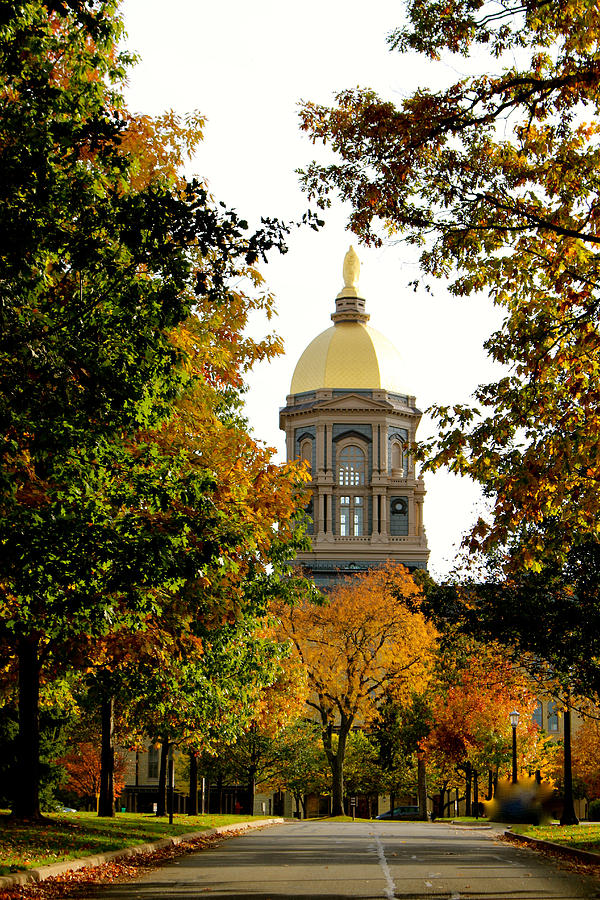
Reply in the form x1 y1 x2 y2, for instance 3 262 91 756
279 247 429 588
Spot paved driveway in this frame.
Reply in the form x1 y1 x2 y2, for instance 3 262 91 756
87 820 600 899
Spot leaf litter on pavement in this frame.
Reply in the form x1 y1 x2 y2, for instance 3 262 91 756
0 828 249 900
499 833 600 885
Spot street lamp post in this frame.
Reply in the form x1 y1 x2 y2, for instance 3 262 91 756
509 710 520 784
168 743 174 825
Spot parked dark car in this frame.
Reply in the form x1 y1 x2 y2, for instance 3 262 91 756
375 805 420 820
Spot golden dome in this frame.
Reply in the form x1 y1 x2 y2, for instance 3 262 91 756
290 246 406 395
290 321 406 394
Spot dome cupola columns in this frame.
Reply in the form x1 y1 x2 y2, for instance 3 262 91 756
331 245 369 324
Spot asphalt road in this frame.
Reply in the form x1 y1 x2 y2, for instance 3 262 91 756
87 821 600 899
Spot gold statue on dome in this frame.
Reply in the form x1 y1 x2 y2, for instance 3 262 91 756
337 244 360 299
343 245 360 290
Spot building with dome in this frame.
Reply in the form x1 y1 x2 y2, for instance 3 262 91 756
280 247 429 587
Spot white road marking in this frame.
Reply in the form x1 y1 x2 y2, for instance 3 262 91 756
374 832 396 899
450 894 461 899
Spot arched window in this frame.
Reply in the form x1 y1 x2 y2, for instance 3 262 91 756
338 445 365 486
300 439 312 473
391 441 402 472
547 701 559 732
532 701 543 729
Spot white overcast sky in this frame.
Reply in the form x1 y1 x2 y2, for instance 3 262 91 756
120 0 503 579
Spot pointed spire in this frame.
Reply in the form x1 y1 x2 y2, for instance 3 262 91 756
332 244 369 324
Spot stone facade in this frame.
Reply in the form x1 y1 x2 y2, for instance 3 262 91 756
280 388 429 587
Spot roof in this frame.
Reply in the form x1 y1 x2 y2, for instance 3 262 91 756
290 321 406 394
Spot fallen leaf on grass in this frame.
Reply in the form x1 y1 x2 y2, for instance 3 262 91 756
0 833 222 899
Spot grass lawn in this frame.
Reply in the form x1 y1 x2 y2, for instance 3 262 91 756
0 811 269 876
514 822 600 854
310 815 376 823
435 816 490 825
310 815 428 823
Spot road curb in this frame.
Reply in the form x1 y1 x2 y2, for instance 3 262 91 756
504 830 600 865
0 817 285 891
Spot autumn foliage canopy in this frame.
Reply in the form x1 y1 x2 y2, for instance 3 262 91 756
300 0 600 571
276 562 437 815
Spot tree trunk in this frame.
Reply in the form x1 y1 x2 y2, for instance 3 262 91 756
98 694 115 817
390 790 396 820
465 762 472 817
438 788 445 819
417 752 427 820
321 718 349 818
217 772 223 814
473 770 479 819
13 635 42 819
248 765 256 816
487 769 493 800
560 702 579 826
188 751 198 815
330 756 343 816
167 745 174 823
328 730 348 817
157 738 169 816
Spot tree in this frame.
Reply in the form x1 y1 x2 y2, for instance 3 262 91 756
275 562 437 816
262 719 330 818
0 0 297 819
426 542 600 708
343 731 386 817
59 740 126 809
85 371 311 817
373 691 433 819
422 653 546 804
0 668 79 812
299 0 600 570
89 605 303 817
569 706 600 802
422 569 588 826
299 5 600 801
197 658 308 815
